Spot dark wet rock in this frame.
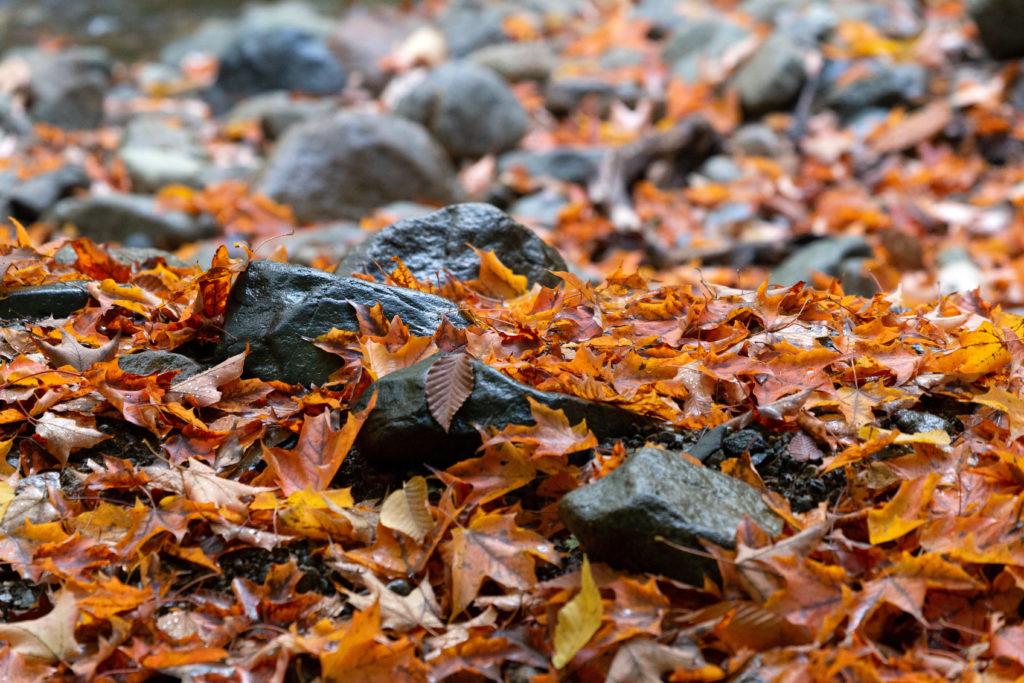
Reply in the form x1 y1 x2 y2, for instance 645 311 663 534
337 203 566 289
53 244 193 269
394 62 527 159
770 236 872 288
216 260 471 386
722 428 770 466
544 76 645 116
118 350 202 381
18 47 111 130
212 27 346 105
354 355 652 466
499 147 606 185
0 282 92 323
731 33 806 117
439 1 509 58
226 91 337 141
327 8 419 93
120 116 209 191
968 0 1024 59
50 194 217 250
826 62 928 116
256 111 459 222
891 409 950 434
559 446 783 584
835 257 879 297
469 41 556 82
663 17 751 83
7 165 89 224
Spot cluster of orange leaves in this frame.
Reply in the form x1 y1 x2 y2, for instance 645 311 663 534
2 214 1024 681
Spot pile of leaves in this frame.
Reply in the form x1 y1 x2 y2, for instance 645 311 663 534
2 213 1024 681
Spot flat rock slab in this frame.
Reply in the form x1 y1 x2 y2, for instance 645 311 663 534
559 446 783 585
0 282 92 323
216 260 470 386
355 354 651 467
337 203 566 290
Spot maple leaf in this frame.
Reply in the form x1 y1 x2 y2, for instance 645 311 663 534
0 589 79 662
467 246 529 299
165 349 246 407
34 411 110 466
425 352 474 433
552 555 602 669
319 602 425 682
971 386 1024 443
442 509 560 616
867 472 940 545
338 567 443 632
145 459 273 514
34 329 120 373
605 637 707 683
479 397 598 460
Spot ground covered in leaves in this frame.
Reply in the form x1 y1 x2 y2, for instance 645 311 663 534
7 0 1024 681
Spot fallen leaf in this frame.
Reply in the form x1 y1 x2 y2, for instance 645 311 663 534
0 589 79 662
34 412 110 466
552 555 602 669
380 476 434 543
34 329 119 373
166 349 246 407
425 353 474 433
605 637 703 683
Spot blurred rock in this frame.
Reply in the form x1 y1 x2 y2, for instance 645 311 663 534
120 115 209 191
826 62 928 116
18 47 111 130
968 0 1024 59
499 147 606 185
327 7 420 93
731 33 806 117
663 16 750 83
469 41 556 82
51 194 216 250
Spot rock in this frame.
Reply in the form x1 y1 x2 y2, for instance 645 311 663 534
216 260 471 386
826 62 927 116
722 428 770 466
631 0 691 35
0 283 92 323
730 123 786 158
118 351 202 381
226 91 337 141
509 191 570 228
337 203 566 289
438 2 509 58
469 41 556 82
663 17 751 83
120 116 209 192
7 165 89 224
252 221 365 265
698 155 742 183
968 0 1024 58
50 194 216 250
731 33 806 117
53 244 193 269
327 8 419 93
499 147 606 185
213 27 346 104
544 76 645 116
256 111 459 222
891 409 950 434
354 355 651 466
18 47 111 130
559 446 783 584
394 62 527 159
160 18 237 66
770 236 873 289
0 92 30 135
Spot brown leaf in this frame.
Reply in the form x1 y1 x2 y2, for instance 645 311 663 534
380 476 434 543
0 589 79 662
788 430 824 462
166 350 247 407
606 637 702 683
425 353 474 433
34 329 120 373
145 459 273 514
34 412 110 466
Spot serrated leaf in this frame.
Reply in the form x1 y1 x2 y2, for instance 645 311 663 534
552 555 602 669
34 329 120 372
425 353 474 433
380 476 434 543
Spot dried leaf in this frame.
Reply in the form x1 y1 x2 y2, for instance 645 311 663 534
788 431 824 462
380 476 434 543
552 555 602 669
166 350 247 407
425 353 474 433
606 637 702 683
34 412 110 466
0 589 79 662
34 329 119 373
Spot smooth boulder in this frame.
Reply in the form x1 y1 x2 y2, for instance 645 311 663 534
256 112 459 222
50 194 217 251
354 354 652 466
731 33 806 117
216 260 471 386
0 283 92 323
559 446 783 584
337 203 566 289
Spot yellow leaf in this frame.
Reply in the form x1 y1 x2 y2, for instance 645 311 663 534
552 555 602 669
867 472 939 545
858 426 951 446
380 476 434 542
469 246 528 299
0 480 13 523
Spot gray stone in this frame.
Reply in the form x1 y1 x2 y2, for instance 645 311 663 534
19 47 111 130
544 76 645 116
469 41 556 82
395 62 527 159
559 446 783 584
53 244 193 270
770 236 872 288
120 115 209 191
50 194 216 250
226 91 337 140
216 260 471 386
256 111 459 222
698 155 742 183
354 355 651 466
439 2 509 58
509 191 570 228
730 123 786 158
118 350 202 381
327 8 419 93
499 147 606 185
826 62 928 116
213 27 346 103
8 165 89 224
663 17 751 83
0 282 92 323
969 0 1024 58
892 409 950 435
160 18 237 66
254 221 365 265
631 0 691 34
337 203 566 289
731 33 806 117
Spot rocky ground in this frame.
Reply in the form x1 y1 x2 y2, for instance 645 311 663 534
2 0 1024 680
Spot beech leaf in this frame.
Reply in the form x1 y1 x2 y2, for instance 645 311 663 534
380 475 434 542
425 352 474 433
552 555 602 669
34 329 119 373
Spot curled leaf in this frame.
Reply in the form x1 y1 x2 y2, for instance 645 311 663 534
34 329 120 373
380 476 434 543
425 353 474 433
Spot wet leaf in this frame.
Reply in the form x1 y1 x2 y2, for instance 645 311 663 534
425 352 474 433
552 555 602 669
